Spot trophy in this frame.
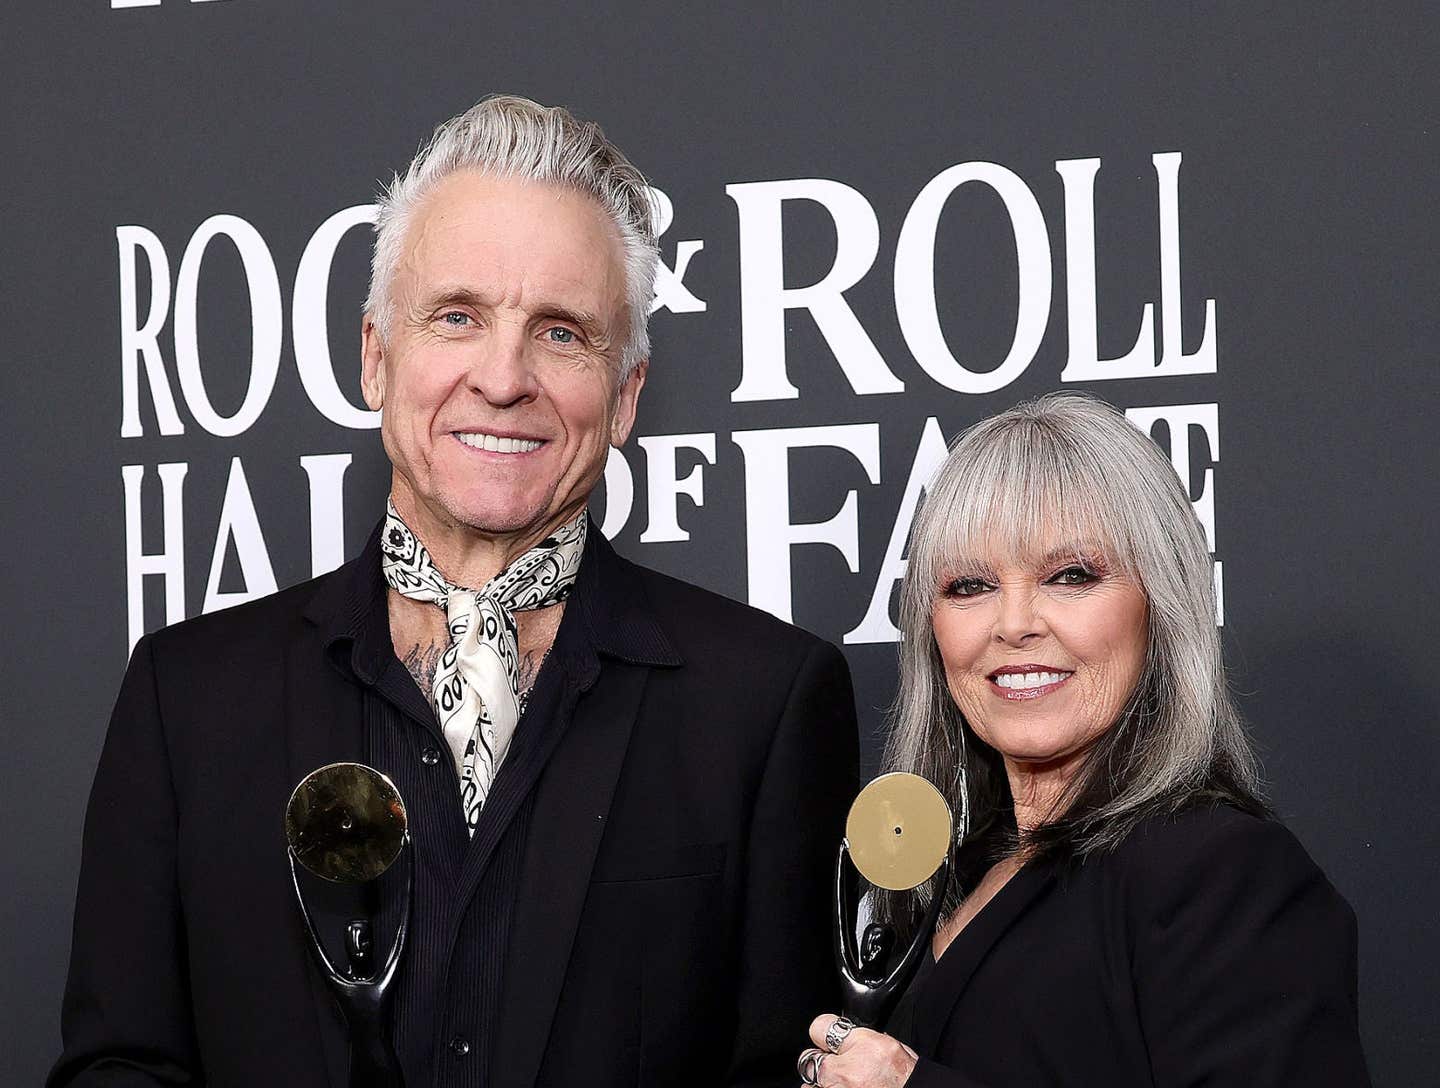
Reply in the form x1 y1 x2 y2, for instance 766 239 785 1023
286 763 413 1088
833 773 953 1027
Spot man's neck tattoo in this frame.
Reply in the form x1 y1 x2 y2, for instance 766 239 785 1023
402 641 548 700
517 648 545 695
400 642 443 694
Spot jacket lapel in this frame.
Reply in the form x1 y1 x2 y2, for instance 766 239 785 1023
287 550 384 1088
484 526 683 1087
282 644 368 820
488 658 649 1088
913 860 1056 1056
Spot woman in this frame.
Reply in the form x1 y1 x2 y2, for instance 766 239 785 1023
797 394 1369 1087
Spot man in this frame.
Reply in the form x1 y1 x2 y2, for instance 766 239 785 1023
52 96 858 1087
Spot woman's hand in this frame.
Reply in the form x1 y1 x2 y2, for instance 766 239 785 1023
798 1013 918 1087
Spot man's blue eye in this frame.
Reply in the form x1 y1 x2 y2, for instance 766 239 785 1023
548 327 575 343
442 312 470 326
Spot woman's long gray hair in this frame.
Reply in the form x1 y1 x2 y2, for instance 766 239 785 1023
874 392 1264 926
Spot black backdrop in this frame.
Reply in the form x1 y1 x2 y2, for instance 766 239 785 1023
4 3 1436 1083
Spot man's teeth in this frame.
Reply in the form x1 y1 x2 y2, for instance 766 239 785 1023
995 671 1071 690
456 432 543 453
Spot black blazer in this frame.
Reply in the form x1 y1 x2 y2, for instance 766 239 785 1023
893 805 1370 1086
51 529 858 1087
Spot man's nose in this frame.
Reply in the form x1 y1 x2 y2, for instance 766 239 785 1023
467 325 539 407
993 586 1047 645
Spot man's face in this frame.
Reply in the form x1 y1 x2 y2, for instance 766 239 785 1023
361 171 644 546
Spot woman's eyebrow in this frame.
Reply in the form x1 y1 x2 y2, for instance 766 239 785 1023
943 558 997 579
1039 543 1109 565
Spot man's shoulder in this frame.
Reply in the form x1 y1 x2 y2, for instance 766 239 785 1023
142 560 354 664
619 554 835 663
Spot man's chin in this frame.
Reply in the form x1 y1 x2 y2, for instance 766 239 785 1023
442 497 566 540
398 475 583 542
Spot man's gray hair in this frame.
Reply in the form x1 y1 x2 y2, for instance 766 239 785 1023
365 94 659 379
878 392 1262 921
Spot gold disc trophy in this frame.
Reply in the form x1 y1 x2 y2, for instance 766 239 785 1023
833 773 954 1026
286 763 413 1088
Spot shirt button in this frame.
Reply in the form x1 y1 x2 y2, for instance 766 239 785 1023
421 747 441 766
449 1034 470 1057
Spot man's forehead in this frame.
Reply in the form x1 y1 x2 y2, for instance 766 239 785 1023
399 171 627 319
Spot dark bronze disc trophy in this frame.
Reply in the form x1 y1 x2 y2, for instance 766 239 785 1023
286 762 413 1088
834 773 954 1027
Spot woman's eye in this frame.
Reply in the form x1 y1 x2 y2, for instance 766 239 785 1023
547 327 576 344
946 577 991 598
1049 565 1097 586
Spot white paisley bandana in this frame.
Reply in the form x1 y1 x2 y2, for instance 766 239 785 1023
380 502 587 835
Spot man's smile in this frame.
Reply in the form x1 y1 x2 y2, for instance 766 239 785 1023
452 430 547 454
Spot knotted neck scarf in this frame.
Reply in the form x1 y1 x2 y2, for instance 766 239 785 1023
380 501 587 835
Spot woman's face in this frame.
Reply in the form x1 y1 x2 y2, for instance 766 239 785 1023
931 538 1149 783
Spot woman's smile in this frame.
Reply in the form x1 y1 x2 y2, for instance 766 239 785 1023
986 665 1075 700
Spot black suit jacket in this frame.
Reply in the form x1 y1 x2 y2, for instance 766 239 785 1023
51 528 858 1087
896 805 1371 1086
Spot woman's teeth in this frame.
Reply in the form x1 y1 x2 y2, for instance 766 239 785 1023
994 671 1071 690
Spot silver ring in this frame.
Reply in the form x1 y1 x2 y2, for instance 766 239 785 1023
797 1048 826 1086
824 1015 855 1053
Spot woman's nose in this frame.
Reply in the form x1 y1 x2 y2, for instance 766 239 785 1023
993 586 1046 645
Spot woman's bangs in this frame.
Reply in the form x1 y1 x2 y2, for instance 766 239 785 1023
922 426 1132 587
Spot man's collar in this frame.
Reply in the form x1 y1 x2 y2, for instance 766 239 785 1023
303 512 683 683
303 520 392 686
568 515 683 669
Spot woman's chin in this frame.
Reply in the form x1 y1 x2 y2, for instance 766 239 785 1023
995 736 1100 774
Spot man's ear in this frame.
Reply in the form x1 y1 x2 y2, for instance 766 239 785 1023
610 358 648 446
360 314 386 411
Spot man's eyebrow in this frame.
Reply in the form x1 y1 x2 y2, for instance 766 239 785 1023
417 286 491 312
535 304 607 338
413 289 608 339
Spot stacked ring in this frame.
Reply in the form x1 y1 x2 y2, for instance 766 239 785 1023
797 1048 827 1086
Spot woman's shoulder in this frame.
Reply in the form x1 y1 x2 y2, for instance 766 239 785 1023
1118 801 1303 868
1104 802 1351 929
1074 814 1368 1083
